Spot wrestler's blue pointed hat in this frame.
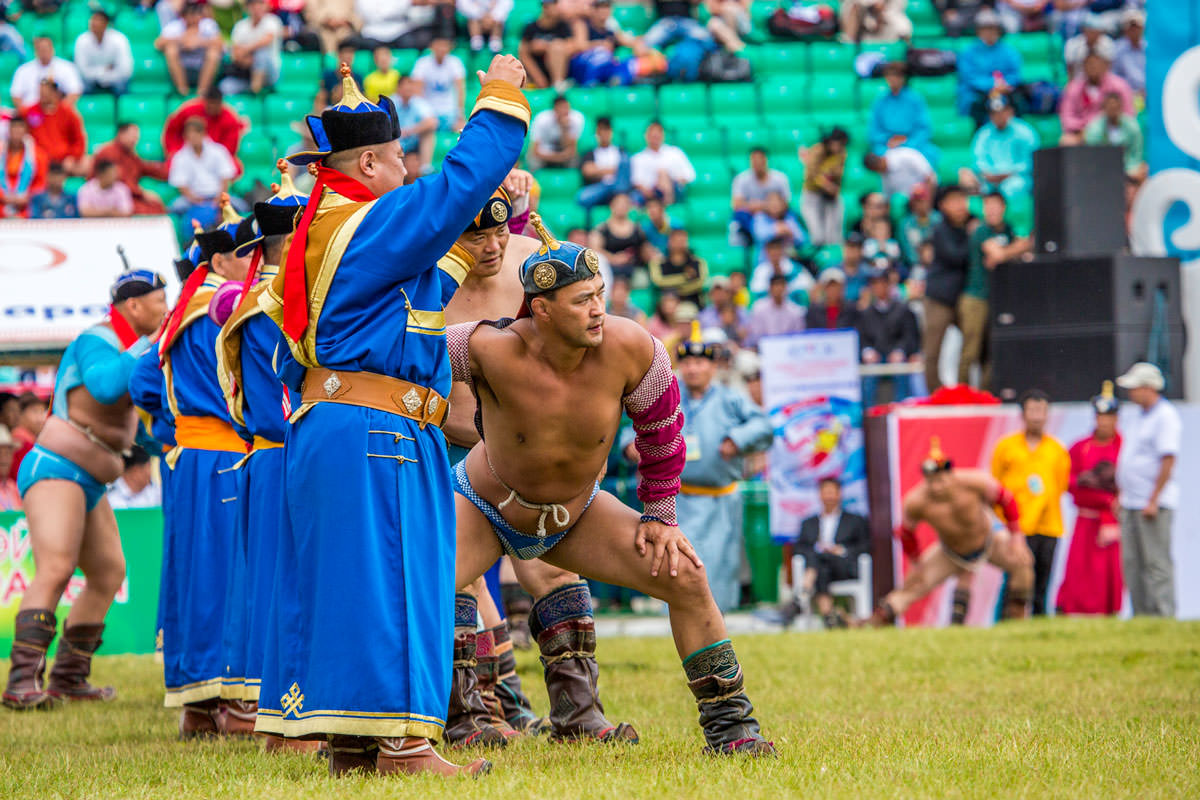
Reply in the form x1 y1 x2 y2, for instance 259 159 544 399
1091 380 1119 415
519 213 601 296
110 269 167 303
676 320 717 360
287 64 402 166
195 195 261 265
236 160 309 256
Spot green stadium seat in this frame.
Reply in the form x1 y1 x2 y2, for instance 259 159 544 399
1029 115 1061 145
766 123 810 154
526 88 556 118
725 125 771 157
76 95 115 129
673 127 725 158
131 56 173 93
537 168 582 200
760 79 808 115
688 170 731 200
906 0 939 26
135 137 165 163
706 247 746 277
609 86 657 117
842 163 880 196
912 20 942 39
565 87 611 118
114 11 161 45
685 199 730 236
116 95 166 127
709 83 759 116
612 116 650 150
658 83 708 118
912 76 957 109
1010 32 1055 66
268 95 311 126
938 146 971 182
809 78 857 113
86 124 116 149
227 95 265 127
394 50 420 74
240 136 278 172
809 43 854 74
931 116 974 147
755 44 806 76
612 3 653 34
539 203 587 235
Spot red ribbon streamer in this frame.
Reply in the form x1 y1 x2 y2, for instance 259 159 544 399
108 306 141 350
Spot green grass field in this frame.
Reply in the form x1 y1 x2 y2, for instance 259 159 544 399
2 617 1198 799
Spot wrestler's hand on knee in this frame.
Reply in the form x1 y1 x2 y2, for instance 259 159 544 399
635 521 703 578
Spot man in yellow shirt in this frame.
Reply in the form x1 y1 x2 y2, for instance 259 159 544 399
991 390 1070 616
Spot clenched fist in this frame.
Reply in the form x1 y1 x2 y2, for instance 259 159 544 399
477 54 526 90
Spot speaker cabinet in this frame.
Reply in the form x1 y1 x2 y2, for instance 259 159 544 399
1033 145 1126 257
990 255 1185 401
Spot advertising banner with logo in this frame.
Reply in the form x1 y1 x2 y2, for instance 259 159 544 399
1132 3 1200 400
0 509 162 655
760 330 866 544
0 216 181 352
885 404 1200 626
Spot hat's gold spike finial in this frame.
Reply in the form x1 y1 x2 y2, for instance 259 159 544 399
528 212 560 254
336 62 369 109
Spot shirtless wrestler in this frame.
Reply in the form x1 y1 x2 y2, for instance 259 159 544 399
4 270 167 709
869 438 1036 626
447 217 774 755
443 195 634 746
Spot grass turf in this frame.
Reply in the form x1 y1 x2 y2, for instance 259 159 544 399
1 617 1197 799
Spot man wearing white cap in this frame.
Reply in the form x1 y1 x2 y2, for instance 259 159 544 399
1114 363 1181 617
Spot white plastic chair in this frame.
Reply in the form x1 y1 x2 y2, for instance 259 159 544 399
791 552 873 620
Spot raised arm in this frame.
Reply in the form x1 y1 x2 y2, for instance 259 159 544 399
77 330 152 405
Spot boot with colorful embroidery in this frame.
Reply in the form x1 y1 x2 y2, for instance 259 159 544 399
45 623 115 702
2 609 58 710
532 581 637 744
444 594 507 749
683 639 775 756
488 622 550 735
474 626 522 741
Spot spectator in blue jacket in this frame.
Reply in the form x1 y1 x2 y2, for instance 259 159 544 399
957 9 1023 126
869 61 938 165
962 93 1040 199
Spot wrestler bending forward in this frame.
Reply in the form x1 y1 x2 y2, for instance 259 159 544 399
448 220 773 755
868 440 1036 625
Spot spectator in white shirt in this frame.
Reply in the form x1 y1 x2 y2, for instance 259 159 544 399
224 0 283 95
527 94 585 169
458 0 512 52
10 36 83 109
73 8 133 96
731 147 791 244
411 37 466 132
167 118 236 224
864 147 934 199
156 1 224 97
1115 362 1182 618
107 448 162 509
77 158 134 217
631 120 695 206
354 0 453 51
577 115 630 209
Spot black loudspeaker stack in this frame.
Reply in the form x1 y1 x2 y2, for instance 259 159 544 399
989 146 1186 401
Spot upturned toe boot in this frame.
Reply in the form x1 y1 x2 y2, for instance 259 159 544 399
444 593 506 749
45 623 115 702
683 639 775 756
490 622 550 735
376 737 491 777
474 628 521 741
179 699 221 740
3 609 58 710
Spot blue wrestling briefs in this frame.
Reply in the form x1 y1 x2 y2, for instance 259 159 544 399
453 460 598 561
17 444 108 511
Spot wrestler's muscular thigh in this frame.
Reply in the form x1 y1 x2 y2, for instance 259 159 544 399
538 491 727 659
455 493 505 591
986 530 1034 590
70 497 127 625
885 546 959 616
511 557 580 598
19 480 88 610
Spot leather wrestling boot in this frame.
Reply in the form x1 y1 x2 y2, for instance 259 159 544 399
218 699 258 737
263 734 326 755
3 609 59 710
684 640 775 757
179 700 221 740
500 583 533 650
376 737 491 777
490 623 550 735
861 600 897 628
45 623 115 702
951 587 971 625
474 628 521 741
444 595 507 749
534 616 637 743
327 735 379 776
1002 587 1032 620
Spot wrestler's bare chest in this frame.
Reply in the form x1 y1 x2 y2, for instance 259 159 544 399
921 487 991 552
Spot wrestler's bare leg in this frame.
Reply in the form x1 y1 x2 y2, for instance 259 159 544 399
18 481 89 613
879 545 959 618
499 557 518 583
455 494 506 590
474 578 503 628
986 528 1035 589
538 492 725 659
68 498 126 626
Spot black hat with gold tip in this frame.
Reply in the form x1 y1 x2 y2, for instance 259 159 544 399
1091 380 1119 415
920 436 953 476
195 195 261 265
288 64 401 165
465 187 512 234
519 213 601 295
676 320 717 360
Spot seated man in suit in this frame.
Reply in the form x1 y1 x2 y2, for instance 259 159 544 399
795 477 870 628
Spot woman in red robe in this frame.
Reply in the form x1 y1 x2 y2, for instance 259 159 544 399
1056 384 1123 615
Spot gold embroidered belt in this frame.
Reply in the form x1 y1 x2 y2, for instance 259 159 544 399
301 368 448 429
679 482 739 497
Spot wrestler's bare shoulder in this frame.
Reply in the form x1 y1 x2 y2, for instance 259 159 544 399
951 469 995 497
503 234 541 270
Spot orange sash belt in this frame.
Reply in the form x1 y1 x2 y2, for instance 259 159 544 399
174 416 247 453
679 482 739 497
251 436 283 451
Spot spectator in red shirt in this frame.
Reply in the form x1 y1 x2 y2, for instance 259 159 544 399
24 78 87 175
163 86 246 169
8 392 45 483
806 269 859 330
1059 50 1134 145
0 115 48 218
92 122 170 214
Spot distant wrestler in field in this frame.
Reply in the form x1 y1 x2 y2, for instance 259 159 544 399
443 192 634 747
869 438 1035 625
448 216 773 755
